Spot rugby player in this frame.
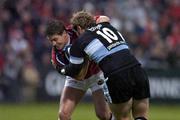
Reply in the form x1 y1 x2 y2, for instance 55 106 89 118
45 17 114 120
59 11 150 120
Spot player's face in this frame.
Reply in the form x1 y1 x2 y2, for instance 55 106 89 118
48 31 69 49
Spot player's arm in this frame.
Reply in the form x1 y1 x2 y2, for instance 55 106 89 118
51 46 77 77
51 47 67 72
58 40 87 80
59 57 89 80
52 44 88 80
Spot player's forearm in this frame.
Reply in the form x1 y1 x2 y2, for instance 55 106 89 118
58 63 84 78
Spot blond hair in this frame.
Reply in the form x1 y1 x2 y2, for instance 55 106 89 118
70 11 95 29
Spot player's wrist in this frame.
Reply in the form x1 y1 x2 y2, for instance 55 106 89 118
56 65 66 75
60 68 66 75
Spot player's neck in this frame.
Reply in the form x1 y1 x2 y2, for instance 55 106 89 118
62 35 70 51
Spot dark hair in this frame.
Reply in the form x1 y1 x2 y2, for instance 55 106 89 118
45 19 66 37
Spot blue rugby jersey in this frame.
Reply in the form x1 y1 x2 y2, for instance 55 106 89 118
63 22 140 77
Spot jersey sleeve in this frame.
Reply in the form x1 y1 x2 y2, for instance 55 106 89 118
69 39 86 65
51 47 69 68
51 47 63 66
60 38 88 77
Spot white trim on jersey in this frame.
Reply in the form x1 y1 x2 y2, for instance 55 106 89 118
69 56 84 64
84 38 104 55
56 54 65 65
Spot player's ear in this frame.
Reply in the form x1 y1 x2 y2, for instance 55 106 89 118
77 26 85 35
75 26 81 35
77 26 81 31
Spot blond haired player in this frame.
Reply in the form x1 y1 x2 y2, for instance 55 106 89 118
59 11 150 120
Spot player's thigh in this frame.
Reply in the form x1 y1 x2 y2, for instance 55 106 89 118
60 86 86 114
132 65 150 100
65 76 87 91
109 98 133 119
104 71 133 104
132 98 149 118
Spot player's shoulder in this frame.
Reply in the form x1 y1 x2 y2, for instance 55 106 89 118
80 31 95 42
72 32 94 48
98 22 113 29
97 22 111 25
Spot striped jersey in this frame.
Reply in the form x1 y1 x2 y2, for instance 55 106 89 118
69 22 140 77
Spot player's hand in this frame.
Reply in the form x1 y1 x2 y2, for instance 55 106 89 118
94 15 110 24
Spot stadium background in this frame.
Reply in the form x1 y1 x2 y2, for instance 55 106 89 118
0 0 180 120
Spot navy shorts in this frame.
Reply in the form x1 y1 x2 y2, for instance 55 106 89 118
103 65 150 104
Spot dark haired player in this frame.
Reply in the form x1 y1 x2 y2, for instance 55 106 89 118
45 18 114 120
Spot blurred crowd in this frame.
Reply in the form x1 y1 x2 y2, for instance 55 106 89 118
0 0 180 102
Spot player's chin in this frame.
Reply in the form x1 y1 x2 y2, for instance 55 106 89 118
56 45 63 50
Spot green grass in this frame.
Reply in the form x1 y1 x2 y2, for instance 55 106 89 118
149 104 180 120
0 102 180 120
0 102 59 120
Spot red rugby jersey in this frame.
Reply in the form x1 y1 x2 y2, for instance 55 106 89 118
51 26 100 79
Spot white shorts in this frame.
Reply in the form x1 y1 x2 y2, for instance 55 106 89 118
64 71 104 92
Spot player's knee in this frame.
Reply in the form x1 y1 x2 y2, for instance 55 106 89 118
96 111 110 120
108 113 116 120
134 117 147 120
96 113 107 120
58 110 71 120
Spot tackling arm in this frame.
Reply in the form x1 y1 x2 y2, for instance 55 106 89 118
58 39 90 80
52 45 89 80
59 57 89 80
